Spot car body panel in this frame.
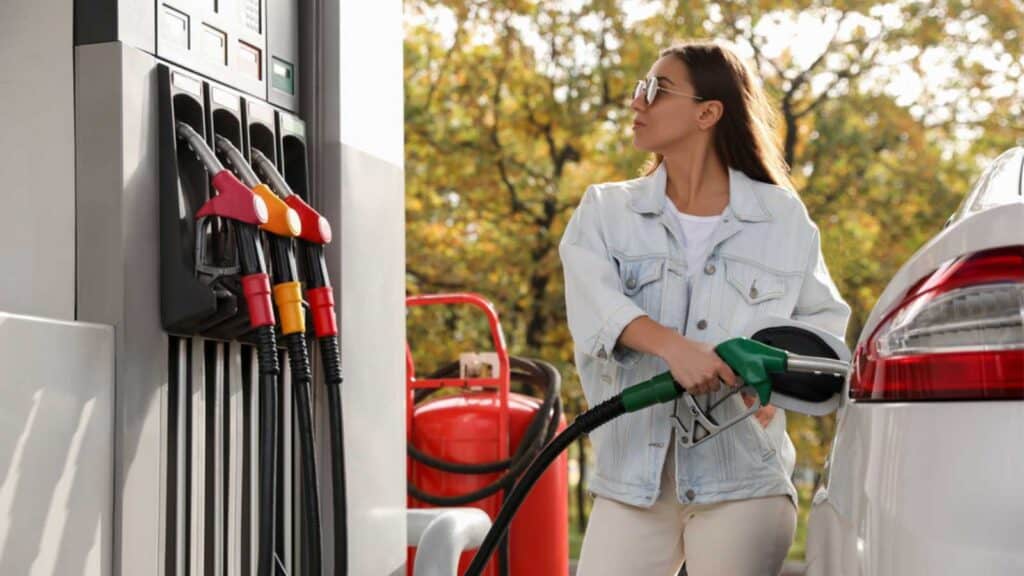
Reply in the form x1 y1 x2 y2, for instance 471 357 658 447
807 402 1024 576
808 147 1024 575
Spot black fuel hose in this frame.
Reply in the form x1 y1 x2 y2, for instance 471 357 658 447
267 234 323 576
303 244 348 576
407 357 562 507
255 328 279 576
236 224 280 576
298 240 348 576
284 332 322 576
319 333 348 576
463 368 691 576
463 394 627 576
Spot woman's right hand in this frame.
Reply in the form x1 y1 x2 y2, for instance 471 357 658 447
658 334 738 396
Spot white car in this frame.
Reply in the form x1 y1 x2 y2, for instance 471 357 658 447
805 147 1024 575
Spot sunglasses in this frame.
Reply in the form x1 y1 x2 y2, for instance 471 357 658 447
633 77 705 106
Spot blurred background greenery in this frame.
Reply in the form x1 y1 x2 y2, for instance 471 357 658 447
403 0 1023 561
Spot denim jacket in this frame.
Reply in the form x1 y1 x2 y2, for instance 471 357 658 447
559 163 851 508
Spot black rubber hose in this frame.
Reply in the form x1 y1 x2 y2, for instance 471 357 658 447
254 325 279 576
407 390 562 507
463 395 627 576
303 243 328 288
406 358 562 505
407 357 559 475
269 236 298 282
413 358 560 472
286 333 322 576
236 224 265 277
320 334 348 576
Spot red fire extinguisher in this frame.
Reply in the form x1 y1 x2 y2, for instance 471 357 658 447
406 293 568 576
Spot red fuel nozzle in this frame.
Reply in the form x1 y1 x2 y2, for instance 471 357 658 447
284 195 332 245
251 149 332 245
176 122 268 225
197 172 269 225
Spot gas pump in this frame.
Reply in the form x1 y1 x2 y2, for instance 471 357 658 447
3 0 405 573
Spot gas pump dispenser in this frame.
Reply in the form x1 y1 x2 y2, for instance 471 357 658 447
6 0 406 572
44 0 393 572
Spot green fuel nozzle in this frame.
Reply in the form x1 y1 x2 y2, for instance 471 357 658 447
713 337 788 407
620 338 789 413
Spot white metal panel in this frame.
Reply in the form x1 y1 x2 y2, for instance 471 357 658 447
808 401 1024 575
189 338 206 574
75 43 167 575
227 341 244 576
0 312 114 575
0 0 76 320
170 338 188 576
337 0 405 168
306 0 409 572
213 343 226 575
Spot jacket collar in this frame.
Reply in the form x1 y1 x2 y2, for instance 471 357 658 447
627 162 773 222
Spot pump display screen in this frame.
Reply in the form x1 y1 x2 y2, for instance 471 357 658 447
272 58 294 95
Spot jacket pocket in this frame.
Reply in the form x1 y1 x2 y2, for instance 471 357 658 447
613 254 666 320
715 255 793 331
745 414 777 460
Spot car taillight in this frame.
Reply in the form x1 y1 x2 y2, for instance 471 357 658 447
850 245 1024 401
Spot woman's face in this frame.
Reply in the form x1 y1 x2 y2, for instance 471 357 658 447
630 56 706 154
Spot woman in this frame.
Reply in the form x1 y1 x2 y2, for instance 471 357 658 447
559 40 851 575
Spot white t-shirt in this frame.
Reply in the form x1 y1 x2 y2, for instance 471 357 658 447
667 201 723 278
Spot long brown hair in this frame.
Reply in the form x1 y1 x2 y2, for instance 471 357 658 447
643 40 793 190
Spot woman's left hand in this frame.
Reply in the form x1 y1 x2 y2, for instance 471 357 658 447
742 393 777 428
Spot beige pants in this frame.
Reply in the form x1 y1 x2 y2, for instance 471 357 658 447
577 447 796 576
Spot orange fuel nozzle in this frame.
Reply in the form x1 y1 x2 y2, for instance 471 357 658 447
214 135 302 238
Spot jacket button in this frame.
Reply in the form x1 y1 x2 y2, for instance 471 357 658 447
685 489 696 501
596 348 607 359
696 319 707 330
626 277 637 289
750 286 759 299
704 263 716 275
